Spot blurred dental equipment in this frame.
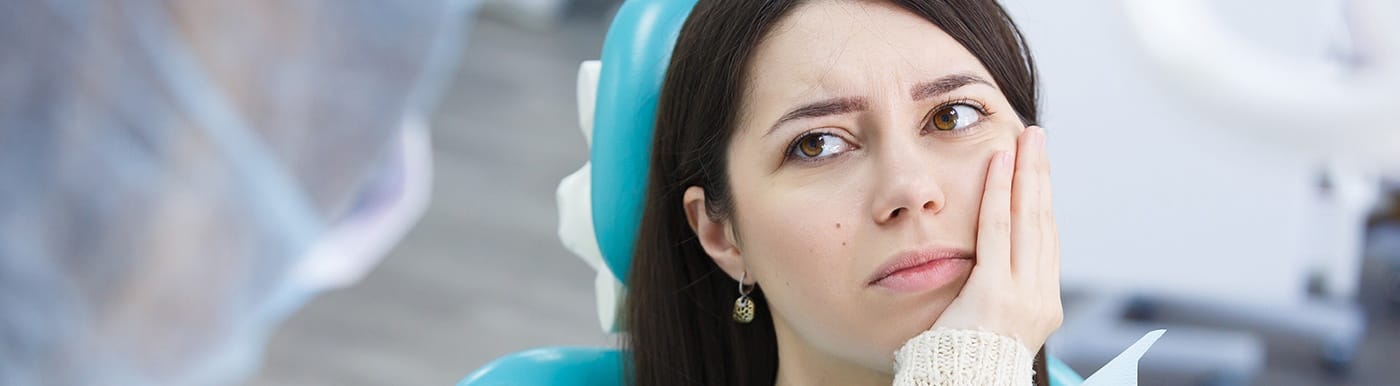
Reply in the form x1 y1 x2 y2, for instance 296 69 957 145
0 1 472 385
1122 0 1400 169
1021 0 1399 384
1123 0 1399 302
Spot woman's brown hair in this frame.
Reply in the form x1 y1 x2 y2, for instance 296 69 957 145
623 1 1046 385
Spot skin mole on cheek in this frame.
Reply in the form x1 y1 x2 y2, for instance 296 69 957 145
835 222 841 229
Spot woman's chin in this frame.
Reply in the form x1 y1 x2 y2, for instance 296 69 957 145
869 295 956 349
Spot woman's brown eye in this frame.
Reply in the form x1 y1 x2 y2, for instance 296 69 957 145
928 103 983 132
799 134 825 157
933 106 959 131
788 132 850 161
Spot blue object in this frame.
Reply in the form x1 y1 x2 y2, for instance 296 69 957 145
459 347 624 386
1050 355 1086 385
590 0 699 284
464 0 1086 384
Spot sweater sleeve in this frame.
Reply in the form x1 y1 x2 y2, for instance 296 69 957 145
892 328 1035 386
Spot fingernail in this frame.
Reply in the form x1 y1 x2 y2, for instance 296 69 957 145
1031 126 1045 146
998 151 1013 167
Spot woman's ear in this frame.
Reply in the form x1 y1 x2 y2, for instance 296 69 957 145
682 186 748 283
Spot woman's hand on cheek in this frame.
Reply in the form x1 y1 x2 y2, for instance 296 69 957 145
930 125 1063 353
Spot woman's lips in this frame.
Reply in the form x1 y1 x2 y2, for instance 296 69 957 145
868 247 974 292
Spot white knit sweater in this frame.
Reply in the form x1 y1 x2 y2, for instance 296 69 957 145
892 328 1035 386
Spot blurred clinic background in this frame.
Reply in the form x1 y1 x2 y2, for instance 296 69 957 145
2 0 1398 385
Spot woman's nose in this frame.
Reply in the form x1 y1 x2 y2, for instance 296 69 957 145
870 145 947 225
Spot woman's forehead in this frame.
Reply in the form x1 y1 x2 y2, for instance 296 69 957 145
746 1 991 104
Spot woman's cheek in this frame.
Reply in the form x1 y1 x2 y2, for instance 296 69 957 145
750 188 852 268
738 183 859 298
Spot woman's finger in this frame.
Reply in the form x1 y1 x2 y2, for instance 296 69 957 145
1010 126 1043 275
1035 126 1059 277
1037 127 1063 327
975 150 1014 272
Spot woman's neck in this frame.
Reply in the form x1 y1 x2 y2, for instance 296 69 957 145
770 315 894 386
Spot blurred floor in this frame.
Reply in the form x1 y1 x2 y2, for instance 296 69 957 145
248 7 1400 386
1198 255 1400 386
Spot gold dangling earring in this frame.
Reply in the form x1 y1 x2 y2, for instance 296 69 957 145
733 271 756 323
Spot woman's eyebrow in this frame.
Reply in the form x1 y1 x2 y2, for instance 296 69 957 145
763 73 991 138
910 73 993 101
765 97 869 137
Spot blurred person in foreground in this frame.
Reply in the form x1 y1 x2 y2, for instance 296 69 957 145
0 1 474 384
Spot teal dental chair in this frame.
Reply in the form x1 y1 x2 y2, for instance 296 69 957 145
459 1 1087 384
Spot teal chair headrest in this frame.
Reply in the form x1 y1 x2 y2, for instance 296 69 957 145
590 0 699 284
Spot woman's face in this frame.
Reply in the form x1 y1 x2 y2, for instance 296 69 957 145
694 1 1027 377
